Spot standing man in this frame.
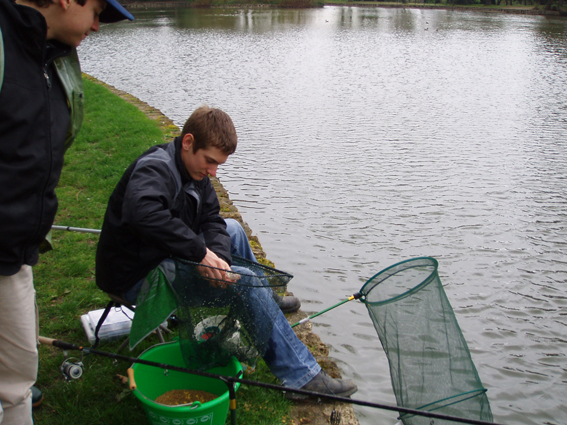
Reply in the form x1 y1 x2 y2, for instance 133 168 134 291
96 106 358 399
0 0 133 423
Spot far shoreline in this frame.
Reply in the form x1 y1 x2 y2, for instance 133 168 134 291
122 0 565 16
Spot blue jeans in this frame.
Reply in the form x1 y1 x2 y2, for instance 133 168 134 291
225 219 320 388
125 219 320 388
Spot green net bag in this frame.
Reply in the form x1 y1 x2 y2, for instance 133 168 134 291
360 257 493 425
172 255 293 371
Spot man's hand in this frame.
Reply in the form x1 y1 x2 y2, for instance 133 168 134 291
198 248 238 288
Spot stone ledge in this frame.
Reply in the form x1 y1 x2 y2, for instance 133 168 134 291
84 73 359 425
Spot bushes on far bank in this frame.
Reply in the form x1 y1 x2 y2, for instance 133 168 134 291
119 0 563 13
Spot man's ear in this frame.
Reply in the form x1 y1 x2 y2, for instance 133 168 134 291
182 134 194 151
57 0 72 11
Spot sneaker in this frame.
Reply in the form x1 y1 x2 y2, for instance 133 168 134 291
286 370 358 400
276 295 301 313
31 386 44 409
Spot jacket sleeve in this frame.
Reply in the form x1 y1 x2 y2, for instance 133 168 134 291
122 158 208 262
199 180 232 265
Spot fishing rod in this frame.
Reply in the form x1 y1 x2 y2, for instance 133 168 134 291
39 336 503 425
52 224 362 326
52 225 101 234
52 224 361 322
291 292 362 328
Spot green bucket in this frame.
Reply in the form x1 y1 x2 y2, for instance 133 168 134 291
130 341 242 425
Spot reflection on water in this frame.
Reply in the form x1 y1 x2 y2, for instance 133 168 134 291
79 7 567 424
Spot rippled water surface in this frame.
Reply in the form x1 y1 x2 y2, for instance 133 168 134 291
80 6 567 424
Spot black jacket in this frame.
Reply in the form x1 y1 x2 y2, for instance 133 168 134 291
96 138 231 295
0 0 81 275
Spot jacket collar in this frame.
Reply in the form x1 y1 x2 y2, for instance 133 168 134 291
173 136 194 186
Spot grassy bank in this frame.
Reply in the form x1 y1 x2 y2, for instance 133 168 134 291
33 77 293 425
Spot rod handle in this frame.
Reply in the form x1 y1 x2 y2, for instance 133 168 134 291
38 336 80 351
38 336 55 346
127 368 136 390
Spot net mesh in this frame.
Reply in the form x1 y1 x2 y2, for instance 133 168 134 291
361 257 493 425
171 255 292 371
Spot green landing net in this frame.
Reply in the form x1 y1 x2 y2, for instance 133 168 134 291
171 255 292 371
360 257 493 425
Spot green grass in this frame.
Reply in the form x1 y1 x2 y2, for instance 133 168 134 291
33 77 293 425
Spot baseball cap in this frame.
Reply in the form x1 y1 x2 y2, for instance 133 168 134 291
99 0 135 23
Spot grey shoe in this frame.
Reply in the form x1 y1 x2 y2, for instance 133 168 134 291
279 296 301 313
273 293 301 313
286 370 358 400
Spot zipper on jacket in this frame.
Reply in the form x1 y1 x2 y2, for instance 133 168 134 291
33 59 56 246
30 43 71 249
43 66 51 88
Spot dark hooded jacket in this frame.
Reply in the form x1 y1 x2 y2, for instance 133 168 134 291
95 138 231 295
0 0 84 276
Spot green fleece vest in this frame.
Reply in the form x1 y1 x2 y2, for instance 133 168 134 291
0 27 84 150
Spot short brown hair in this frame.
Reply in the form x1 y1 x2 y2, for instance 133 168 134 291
181 106 237 155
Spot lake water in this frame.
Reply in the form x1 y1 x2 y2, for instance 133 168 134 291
79 6 567 424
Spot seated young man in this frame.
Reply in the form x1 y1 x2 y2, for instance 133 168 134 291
95 106 357 398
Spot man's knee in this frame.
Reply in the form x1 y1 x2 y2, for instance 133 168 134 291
225 218 245 239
